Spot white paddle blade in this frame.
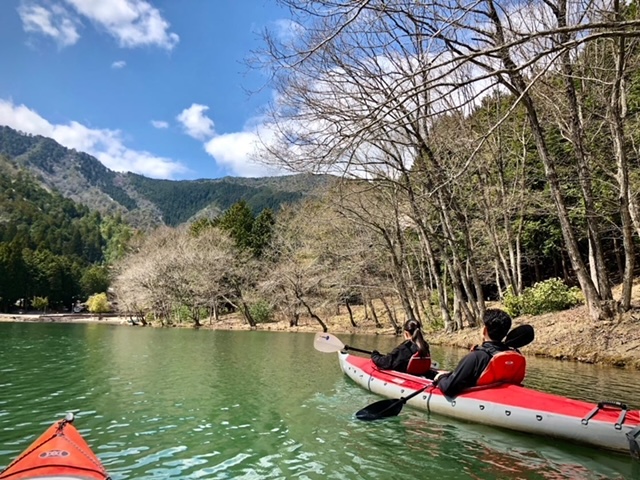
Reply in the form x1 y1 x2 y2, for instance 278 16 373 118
313 332 346 353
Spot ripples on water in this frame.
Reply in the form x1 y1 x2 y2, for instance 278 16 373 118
0 323 638 479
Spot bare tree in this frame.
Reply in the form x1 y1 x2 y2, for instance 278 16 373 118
255 0 640 320
112 225 260 327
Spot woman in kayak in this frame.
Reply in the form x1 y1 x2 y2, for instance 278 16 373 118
371 319 433 376
434 309 525 397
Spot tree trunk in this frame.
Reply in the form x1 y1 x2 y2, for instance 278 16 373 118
222 295 257 328
452 289 463 331
588 239 599 293
404 263 424 325
380 296 401 334
629 193 640 240
608 20 635 311
418 227 452 331
368 298 383 328
240 300 257 328
345 300 357 327
613 236 624 281
290 311 300 328
495 262 503 300
383 227 418 323
296 293 327 332
437 194 480 322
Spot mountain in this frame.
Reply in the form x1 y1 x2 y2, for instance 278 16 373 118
0 126 333 227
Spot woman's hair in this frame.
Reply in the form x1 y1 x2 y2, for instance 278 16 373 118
403 319 429 357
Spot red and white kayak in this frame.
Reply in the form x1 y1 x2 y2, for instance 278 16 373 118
339 352 640 456
0 414 110 480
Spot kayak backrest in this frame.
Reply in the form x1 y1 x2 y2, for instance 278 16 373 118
476 350 526 386
406 353 432 375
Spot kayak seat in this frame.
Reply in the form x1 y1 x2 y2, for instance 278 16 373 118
476 351 526 386
406 353 432 375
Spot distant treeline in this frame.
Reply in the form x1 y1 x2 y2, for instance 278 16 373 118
127 174 304 226
0 162 131 312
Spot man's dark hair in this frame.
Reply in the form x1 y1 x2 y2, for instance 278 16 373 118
483 309 512 341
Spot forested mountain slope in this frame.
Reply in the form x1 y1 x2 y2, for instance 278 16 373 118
0 126 333 227
0 156 130 311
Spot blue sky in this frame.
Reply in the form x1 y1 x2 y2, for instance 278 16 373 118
0 0 293 179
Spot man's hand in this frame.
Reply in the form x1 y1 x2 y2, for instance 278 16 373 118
433 372 447 382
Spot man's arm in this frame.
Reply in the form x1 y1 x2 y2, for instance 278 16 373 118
434 352 483 397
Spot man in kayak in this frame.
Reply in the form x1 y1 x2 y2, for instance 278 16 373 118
370 319 434 376
434 309 524 397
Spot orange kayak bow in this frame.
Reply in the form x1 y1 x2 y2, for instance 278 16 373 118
0 413 110 479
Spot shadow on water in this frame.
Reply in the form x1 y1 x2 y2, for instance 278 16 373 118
0 324 638 479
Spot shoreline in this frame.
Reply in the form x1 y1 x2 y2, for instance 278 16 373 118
2 305 640 370
0 313 131 325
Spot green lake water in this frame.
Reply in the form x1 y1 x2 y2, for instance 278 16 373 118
0 322 638 479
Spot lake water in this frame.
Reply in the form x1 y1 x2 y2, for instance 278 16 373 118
0 322 638 479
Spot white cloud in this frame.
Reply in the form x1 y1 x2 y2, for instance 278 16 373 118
18 2 80 47
176 104 215 140
176 102 285 177
203 120 287 178
151 120 168 129
272 19 304 42
0 99 187 179
111 60 126 69
63 0 179 50
17 0 178 50
204 131 278 177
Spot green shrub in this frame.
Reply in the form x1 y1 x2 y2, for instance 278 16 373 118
503 286 522 318
249 300 274 323
422 310 444 331
429 289 453 309
172 305 190 323
504 279 583 317
87 293 111 314
31 296 49 312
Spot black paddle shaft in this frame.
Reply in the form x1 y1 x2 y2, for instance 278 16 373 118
345 345 373 355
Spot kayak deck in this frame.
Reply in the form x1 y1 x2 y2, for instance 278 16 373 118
0 415 110 480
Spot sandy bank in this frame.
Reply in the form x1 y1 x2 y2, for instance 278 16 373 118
0 313 132 325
